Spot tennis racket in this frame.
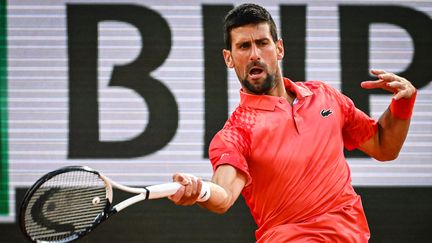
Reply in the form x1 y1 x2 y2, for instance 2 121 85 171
19 165 210 243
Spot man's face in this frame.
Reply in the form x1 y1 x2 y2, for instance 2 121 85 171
223 23 284 94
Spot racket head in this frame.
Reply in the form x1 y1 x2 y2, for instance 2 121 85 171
19 166 112 243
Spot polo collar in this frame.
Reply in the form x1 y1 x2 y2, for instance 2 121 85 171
239 78 313 111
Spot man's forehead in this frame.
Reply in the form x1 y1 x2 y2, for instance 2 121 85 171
230 23 272 41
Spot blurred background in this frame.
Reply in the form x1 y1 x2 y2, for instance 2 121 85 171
1 0 431 242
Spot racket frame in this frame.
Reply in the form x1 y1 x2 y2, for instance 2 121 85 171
19 165 209 243
19 166 112 243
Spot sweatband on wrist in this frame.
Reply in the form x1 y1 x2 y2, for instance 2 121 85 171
389 91 417 120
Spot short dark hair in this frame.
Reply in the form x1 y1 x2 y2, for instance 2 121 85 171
223 3 278 50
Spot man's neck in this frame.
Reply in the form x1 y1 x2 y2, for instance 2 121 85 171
268 78 296 105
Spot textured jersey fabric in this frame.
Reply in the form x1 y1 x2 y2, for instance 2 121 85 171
209 78 377 242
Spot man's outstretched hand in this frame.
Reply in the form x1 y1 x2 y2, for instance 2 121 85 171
361 69 416 100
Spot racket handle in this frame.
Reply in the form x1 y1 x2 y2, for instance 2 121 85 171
147 181 211 202
146 183 181 199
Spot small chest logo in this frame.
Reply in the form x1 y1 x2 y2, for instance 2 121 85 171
320 109 333 117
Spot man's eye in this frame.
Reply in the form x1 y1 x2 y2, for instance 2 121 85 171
240 43 249 49
259 41 269 46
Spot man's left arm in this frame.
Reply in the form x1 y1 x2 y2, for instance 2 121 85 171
358 69 417 161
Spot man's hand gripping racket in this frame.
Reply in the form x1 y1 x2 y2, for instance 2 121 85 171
19 166 210 243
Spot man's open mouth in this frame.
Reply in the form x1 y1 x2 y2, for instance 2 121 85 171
249 67 264 79
250 68 263 75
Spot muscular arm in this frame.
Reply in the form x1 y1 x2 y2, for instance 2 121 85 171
358 69 416 161
198 165 246 213
169 164 246 214
358 108 410 161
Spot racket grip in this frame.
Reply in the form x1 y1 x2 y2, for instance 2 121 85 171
147 183 181 199
146 181 211 202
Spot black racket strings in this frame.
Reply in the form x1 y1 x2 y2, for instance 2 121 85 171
23 170 109 242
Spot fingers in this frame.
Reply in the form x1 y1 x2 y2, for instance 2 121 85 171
360 79 394 93
370 69 386 76
168 186 185 202
392 88 411 101
362 69 416 100
183 175 198 199
386 80 404 90
169 173 202 206
172 173 192 186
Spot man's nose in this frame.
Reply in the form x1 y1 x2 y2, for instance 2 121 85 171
249 44 260 61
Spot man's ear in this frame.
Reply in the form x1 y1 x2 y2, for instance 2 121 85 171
276 39 284 60
223 49 234 68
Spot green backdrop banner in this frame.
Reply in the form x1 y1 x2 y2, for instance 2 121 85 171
0 0 9 216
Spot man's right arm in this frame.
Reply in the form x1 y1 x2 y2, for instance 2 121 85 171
169 164 246 214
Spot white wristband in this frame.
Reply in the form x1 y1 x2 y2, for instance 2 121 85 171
197 181 211 202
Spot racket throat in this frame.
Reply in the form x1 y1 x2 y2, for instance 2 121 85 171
112 190 149 213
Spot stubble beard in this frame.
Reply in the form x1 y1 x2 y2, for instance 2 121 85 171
241 72 276 95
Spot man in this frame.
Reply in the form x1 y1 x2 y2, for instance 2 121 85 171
169 3 416 242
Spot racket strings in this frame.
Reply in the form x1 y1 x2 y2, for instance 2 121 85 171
23 170 109 242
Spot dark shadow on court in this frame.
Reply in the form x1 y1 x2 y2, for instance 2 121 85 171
4 187 432 242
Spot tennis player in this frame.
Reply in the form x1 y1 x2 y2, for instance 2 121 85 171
169 3 417 242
